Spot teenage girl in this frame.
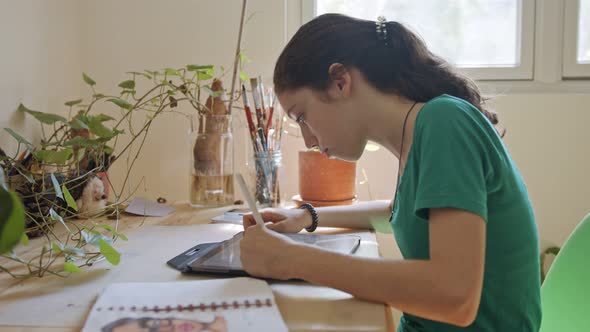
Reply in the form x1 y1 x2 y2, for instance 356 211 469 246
240 14 541 332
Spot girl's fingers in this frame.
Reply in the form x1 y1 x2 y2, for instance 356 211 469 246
243 210 287 229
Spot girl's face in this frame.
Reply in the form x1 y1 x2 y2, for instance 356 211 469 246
277 86 367 162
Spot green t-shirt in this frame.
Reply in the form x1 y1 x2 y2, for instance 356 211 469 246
390 94 541 332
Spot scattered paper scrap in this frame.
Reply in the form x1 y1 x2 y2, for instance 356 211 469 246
124 197 176 217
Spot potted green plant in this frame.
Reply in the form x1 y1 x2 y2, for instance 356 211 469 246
0 64 241 278
0 0 251 278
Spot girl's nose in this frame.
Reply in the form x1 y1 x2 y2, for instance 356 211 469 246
301 126 318 149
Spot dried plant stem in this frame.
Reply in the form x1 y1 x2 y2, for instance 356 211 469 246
227 0 248 115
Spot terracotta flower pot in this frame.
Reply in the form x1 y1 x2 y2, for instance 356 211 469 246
298 150 356 204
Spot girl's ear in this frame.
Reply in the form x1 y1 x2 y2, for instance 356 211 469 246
327 63 352 99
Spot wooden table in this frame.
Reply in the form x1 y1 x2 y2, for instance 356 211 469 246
0 203 396 332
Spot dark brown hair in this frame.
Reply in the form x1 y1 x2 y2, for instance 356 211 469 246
274 14 502 134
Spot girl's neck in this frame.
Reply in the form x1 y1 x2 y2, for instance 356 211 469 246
358 88 420 158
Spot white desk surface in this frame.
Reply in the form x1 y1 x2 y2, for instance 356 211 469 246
0 203 396 332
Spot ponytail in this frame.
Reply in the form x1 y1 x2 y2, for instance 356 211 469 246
274 14 504 136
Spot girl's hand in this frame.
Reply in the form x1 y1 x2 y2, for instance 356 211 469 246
242 208 312 233
240 225 301 280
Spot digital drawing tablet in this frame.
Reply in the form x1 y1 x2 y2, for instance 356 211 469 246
167 232 361 277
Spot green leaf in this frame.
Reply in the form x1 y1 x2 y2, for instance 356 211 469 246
34 148 73 164
104 145 114 155
74 111 89 120
93 93 106 98
20 233 29 246
197 66 215 81
197 72 213 81
62 185 78 211
81 230 98 245
187 64 214 71
49 208 71 232
94 224 128 241
0 168 5 191
74 148 86 162
202 85 222 97
50 173 64 200
82 73 96 86
62 245 85 257
0 188 25 253
93 114 115 122
63 262 82 272
118 80 135 89
88 114 123 142
64 99 83 107
88 118 117 139
63 136 103 147
107 98 132 110
3 128 33 151
51 242 63 253
164 68 181 76
99 238 120 265
239 70 249 82
88 228 113 242
18 104 67 125
239 53 251 63
70 118 89 130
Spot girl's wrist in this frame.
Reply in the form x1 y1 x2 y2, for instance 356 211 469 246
297 208 314 229
284 241 312 280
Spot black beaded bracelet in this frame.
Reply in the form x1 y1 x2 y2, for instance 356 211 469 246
299 203 319 232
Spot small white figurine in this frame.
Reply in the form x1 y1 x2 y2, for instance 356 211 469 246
76 176 107 218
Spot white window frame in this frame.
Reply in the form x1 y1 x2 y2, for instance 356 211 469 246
288 0 590 92
563 0 590 78
301 0 536 81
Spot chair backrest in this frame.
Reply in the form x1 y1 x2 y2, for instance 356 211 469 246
539 212 590 332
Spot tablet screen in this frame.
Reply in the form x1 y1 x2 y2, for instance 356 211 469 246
188 232 361 272
195 233 244 270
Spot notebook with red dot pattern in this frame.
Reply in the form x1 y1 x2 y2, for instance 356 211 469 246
81 277 288 332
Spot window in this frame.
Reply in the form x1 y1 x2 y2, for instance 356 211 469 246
578 0 590 63
563 0 590 77
306 0 535 80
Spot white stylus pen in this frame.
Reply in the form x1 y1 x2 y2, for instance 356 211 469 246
235 173 265 226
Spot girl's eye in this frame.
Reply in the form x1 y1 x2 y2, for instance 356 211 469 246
296 114 305 124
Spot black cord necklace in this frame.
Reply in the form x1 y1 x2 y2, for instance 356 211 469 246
391 101 418 214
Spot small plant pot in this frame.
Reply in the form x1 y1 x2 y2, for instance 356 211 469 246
298 150 356 204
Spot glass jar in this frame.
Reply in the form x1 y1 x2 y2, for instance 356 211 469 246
252 150 282 207
189 114 234 207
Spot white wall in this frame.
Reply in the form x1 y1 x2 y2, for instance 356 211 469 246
77 0 286 202
0 0 82 156
490 94 590 247
0 0 588 250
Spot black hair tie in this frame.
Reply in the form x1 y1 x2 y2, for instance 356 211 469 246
299 203 319 232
